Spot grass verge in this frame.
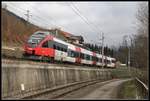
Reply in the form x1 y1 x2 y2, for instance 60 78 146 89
117 79 139 100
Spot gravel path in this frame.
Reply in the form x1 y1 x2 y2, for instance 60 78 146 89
56 79 132 100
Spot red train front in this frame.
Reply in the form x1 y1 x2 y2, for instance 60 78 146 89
23 31 55 61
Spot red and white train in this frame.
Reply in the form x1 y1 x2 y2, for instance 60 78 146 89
23 31 116 68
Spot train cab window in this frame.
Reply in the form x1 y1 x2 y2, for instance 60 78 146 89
42 41 48 48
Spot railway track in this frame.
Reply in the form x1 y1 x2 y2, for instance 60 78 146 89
19 79 119 100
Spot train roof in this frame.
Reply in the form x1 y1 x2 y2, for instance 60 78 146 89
32 31 50 36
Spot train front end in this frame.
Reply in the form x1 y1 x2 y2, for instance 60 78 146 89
23 31 49 60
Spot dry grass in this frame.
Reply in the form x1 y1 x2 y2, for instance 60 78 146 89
2 8 50 46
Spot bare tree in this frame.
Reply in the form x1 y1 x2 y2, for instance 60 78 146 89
133 2 148 70
131 2 148 86
136 2 148 37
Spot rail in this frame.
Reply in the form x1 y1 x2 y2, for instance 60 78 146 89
135 77 148 99
135 77 148 91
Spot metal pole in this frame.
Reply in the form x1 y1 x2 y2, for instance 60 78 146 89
27 10 29 22
128 46 131 76
100 32 104 80
128 36 131 75
102 32 104 69
25 10 32 22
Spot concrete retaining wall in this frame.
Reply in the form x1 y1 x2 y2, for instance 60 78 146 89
2 63 112 98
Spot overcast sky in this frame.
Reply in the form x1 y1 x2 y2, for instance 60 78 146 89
2 1 145 47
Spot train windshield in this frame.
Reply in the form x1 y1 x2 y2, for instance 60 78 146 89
27 35 45 48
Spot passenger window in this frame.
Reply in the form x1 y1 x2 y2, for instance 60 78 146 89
89 55 91 60
86 55 90 60
81 53 84 59
98 58 100 62
42 41 48 48
90 56 92 60
76 52 79 57
53 44 56 49
100 58 102 62
61 48 63 51
71 51 74 57
82 54 84 59
107 60 110 64
74 52 76 57
57 46 60 50
96 57 98 62
112 60 116 63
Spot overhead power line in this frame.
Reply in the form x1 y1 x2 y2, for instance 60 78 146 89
26 3 74 31
27 3 92 38
69 2 106 59
69 3 97 33
69 2 103 34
